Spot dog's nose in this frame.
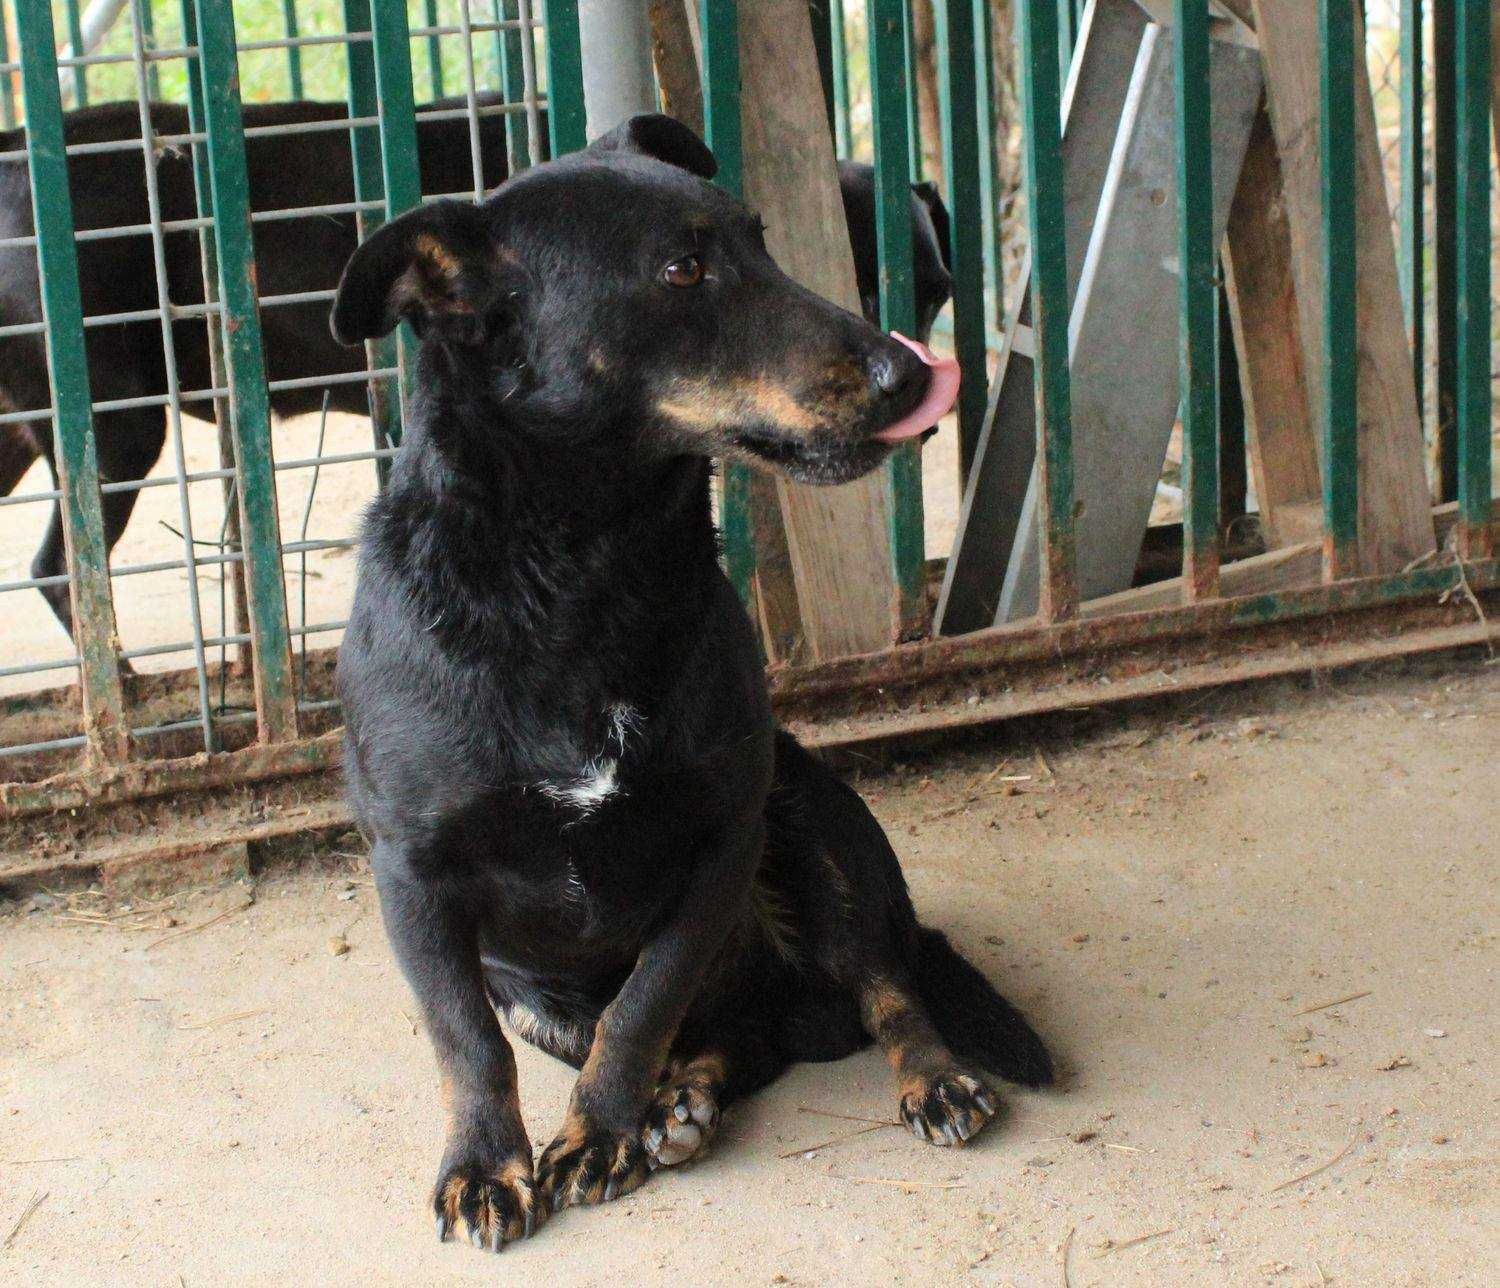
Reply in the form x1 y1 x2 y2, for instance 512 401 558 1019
867 344 924 400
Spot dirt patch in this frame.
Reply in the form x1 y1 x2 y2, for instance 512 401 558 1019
1 657 1496 1285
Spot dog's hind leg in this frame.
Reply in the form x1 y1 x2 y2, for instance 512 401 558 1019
641 1025 788 1169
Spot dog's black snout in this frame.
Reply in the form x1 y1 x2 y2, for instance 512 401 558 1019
866 343 925 403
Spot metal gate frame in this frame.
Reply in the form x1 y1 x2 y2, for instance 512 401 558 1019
0 0 1494 833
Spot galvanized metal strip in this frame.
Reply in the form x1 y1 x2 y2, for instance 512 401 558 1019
12 0 128 762
868 0 925 637
973 0 1003 334
193 0 299 743
1319 0 1358 579
934 0 989 481
541 0 586 155
1454 0 1493 559
1016 0 1077 621
1174 0 1219 600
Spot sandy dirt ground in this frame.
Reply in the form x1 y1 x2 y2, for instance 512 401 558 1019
1 654 1496 1286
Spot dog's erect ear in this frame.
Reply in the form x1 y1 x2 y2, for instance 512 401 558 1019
911 180 952 274
587 113 717 180
330 200 501 345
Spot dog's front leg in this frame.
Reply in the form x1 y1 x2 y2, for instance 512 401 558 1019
374 846 541 1252
537 818 765 1212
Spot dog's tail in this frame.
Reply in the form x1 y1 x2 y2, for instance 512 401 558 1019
911 925 1054 1088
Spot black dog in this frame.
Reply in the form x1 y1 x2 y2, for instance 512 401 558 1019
0 100 948 643
330 113 1049 1252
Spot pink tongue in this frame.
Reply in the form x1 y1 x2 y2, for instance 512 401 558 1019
871 332 961 443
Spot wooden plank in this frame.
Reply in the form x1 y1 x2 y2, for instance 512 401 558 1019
738 0 904 659
1083 502 1459 618
1224 102 1323 550
1250 0 1436 573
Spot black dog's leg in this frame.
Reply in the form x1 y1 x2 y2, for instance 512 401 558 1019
374 846 542 1252
536 819 766 1211
641 1025 787 1168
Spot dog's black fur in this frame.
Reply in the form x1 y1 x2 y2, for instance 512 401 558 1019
330 113 1050 1251
0 100 949 644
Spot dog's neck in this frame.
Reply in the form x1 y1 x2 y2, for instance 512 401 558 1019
369 391 722 653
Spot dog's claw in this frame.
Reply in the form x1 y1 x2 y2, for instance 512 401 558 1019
901 1070 999 1149
431 1159 542 1253
436 1213 451 1242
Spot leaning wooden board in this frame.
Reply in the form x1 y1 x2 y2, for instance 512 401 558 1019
737 0 910 659
1249 0 1435 573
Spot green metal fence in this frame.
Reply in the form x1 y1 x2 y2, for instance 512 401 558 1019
0 0 1494 814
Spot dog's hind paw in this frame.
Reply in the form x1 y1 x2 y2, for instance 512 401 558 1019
433 1157 543 1252
537 1114 651 1211
900 1071 998 1147
642 1076 720 1167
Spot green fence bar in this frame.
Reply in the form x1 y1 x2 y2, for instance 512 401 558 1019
700 0 753 605
868 0 925 635
701 0 741 195
495 0 533 173
0 0 16 130
423 0 444 99
933 0 987 482
1397 0 1422 417
828 0 851 158
1055 0 1076 86
62 0 88 106
14 0 127 760
1174 0 1218 601
1453 0 1492 558
282 0 305 99
902 0 922 181
367 0 422 216
973 0 1002 332
1319 0 1358 579
193 0 299 742
180 0 248 675
139 0 161 100
1433 2 1456 500
344 0 404 466
1017 0 1077 621
541 0 585 154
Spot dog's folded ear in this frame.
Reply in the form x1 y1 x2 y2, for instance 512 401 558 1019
330 200 503 345
587 113 717 180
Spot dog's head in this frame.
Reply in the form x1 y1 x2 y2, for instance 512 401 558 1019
330 114 956 486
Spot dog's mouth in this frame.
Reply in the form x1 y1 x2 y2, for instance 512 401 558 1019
731 336 960 485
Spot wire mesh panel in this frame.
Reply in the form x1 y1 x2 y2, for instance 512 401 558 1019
0 0 558 778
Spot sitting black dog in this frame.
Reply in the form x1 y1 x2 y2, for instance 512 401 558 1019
0 99 948 645
330 113 1049 1252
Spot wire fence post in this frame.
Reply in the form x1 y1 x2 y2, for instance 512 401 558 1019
869 0 926 638
1432 2 1456 501
1017 0 1076 622
63 0 88 105
0 0 16 129
13 0 128 762
1397 0 1423 420
495 0 534 172
193 0 299 742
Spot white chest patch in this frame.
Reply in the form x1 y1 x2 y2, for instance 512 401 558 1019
535 703 643 815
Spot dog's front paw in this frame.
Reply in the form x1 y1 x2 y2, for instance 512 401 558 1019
537 1112 651 1211
642 1072 720 1167
433 1156 543 1251
900 1071 997 1147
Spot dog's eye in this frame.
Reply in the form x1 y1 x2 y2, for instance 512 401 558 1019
663 255 704 288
